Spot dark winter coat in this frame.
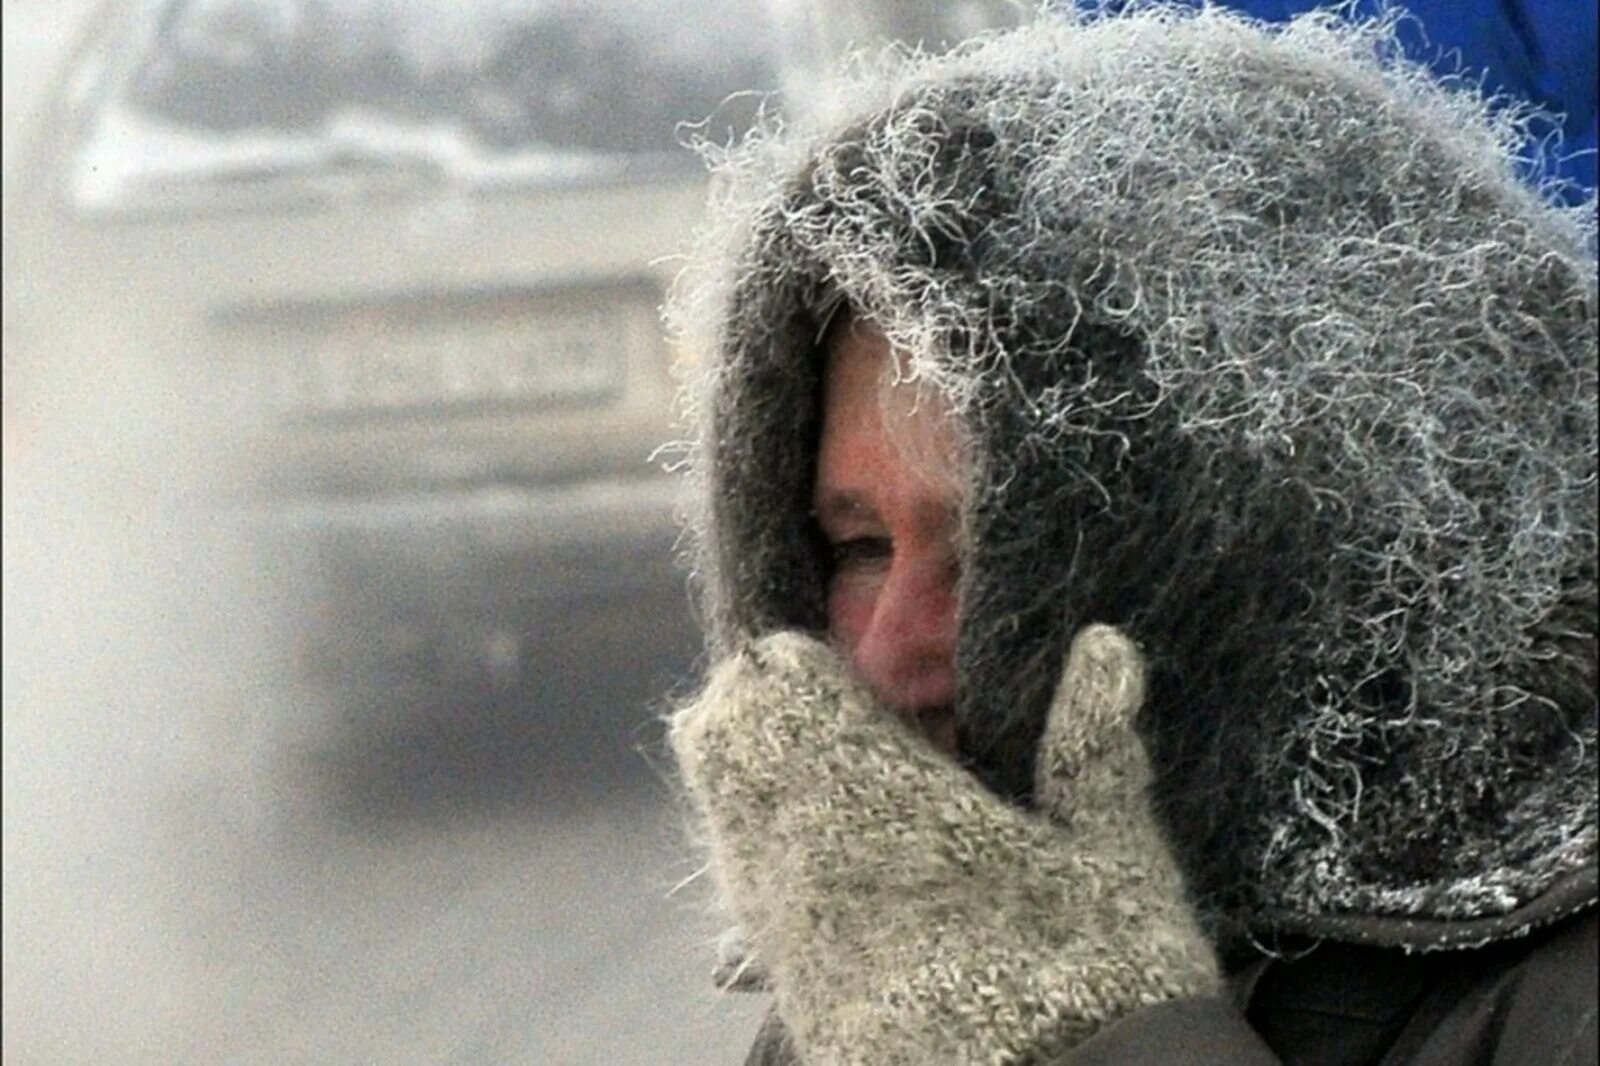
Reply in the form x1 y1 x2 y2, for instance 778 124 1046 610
665 5 1598 1062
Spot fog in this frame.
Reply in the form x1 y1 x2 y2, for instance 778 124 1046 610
3 343 282 1060
1 204 764 1062
1 2 1025 1061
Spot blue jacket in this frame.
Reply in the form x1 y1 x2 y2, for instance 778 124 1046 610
1115 0 1597 203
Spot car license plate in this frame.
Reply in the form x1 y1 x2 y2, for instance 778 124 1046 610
221 289 630 418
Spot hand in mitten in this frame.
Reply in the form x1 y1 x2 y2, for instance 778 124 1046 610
669 625 1220 1065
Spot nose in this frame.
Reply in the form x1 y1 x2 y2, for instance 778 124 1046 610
849 550 958 713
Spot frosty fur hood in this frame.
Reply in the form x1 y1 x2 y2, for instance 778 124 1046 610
665 4 1598 952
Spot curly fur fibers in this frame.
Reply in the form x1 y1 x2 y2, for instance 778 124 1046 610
671 628 1219 1064
665 5 1597 944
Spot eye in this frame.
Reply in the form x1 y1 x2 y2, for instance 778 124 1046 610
828 535 893 571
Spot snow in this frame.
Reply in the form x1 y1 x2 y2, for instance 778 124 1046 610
69 0 780 211
69 99 635 210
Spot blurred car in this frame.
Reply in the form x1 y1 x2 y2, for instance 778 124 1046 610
3 0 781 744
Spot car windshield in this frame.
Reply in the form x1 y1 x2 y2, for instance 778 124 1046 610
70 0 781 210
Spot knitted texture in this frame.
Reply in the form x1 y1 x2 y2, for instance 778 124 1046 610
670 627 1219 1064
664 4 1598 943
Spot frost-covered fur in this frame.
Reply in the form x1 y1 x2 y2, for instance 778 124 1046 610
671 627 1219 1064
665 6 1598 946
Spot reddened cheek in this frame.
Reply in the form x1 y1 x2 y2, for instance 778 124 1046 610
827 580 877 657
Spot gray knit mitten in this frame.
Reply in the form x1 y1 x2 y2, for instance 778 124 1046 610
670 626 1220 1065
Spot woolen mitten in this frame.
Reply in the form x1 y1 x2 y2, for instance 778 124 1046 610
670 625 1220 1065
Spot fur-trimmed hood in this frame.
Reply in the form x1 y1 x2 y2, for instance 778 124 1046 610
665 4 1598 953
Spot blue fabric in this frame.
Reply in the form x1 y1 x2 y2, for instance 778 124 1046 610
1091 0 1597 204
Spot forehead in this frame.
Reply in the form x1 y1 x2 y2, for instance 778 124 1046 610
821 316 896 415
815 314 964 500
819 314 955 425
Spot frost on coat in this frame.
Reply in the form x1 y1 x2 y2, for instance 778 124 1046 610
665 4 1598 947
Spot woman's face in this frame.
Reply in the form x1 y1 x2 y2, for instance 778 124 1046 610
812 317 961 755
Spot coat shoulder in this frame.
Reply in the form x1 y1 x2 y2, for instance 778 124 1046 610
1431 906 1598 1066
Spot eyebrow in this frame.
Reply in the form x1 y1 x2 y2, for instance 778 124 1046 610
812 489 878 527
812 489 961 536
